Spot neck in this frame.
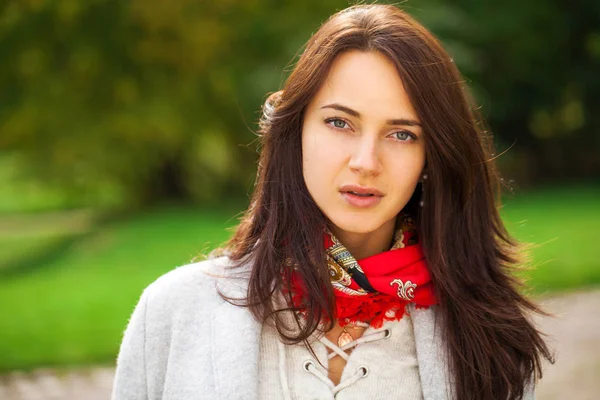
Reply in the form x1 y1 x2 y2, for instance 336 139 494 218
331 218 395 259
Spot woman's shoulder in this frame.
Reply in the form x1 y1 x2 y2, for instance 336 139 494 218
141 255 253 315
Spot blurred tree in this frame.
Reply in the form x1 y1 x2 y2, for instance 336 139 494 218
0 0 346 206
0 0 598 208
412 0 600 184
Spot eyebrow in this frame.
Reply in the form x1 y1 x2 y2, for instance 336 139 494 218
320 103 422 127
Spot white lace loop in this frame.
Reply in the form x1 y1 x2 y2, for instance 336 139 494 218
331 366 368 394
300 327 390 394
303 360 334 389
320 327 390 361
303 360 371 395
278 326 391 398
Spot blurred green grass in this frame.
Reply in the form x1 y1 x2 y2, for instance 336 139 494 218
0 205 241 372
0 186 598 371
501 185 600 293
0 233 73 272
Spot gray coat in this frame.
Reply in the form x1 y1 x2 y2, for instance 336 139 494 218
111 256 534 400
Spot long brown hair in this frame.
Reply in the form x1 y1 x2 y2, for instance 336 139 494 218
221 4 552 399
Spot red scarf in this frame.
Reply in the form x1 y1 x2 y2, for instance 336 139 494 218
288 214 437 328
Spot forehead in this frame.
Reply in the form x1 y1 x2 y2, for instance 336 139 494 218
311 50 418 120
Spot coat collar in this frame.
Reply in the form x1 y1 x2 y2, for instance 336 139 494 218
211 298 262 400
208 257 262 399
410 304 453 399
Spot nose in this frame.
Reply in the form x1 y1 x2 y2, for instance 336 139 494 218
348 135 382 177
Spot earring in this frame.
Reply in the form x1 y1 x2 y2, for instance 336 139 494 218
419 173 428 207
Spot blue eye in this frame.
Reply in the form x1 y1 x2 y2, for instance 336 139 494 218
392 131 415 141
326 118 348 129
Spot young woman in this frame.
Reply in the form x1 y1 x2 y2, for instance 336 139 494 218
112 4 552 400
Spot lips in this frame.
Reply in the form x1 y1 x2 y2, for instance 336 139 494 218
339 185 384 208
339 184 384 197
347 191 374 197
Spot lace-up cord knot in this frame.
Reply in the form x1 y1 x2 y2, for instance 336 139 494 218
303 327 390 394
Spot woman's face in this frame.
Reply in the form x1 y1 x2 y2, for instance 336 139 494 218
302 50 426 238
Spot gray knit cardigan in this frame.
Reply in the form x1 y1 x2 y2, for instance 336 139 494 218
111 256 535 400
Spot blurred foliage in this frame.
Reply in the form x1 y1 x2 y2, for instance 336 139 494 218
409 0 600 184
0 0 598 208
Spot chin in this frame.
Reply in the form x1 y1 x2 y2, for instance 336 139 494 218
328 214 385 235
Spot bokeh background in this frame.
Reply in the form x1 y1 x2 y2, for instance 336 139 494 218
0 0 598 398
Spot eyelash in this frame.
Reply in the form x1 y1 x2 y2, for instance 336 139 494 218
324 117 417 141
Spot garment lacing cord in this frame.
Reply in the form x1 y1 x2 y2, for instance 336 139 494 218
276 327 391 398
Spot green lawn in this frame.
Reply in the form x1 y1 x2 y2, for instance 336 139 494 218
501 185 600 293
0 205 241 372
0 186 598 371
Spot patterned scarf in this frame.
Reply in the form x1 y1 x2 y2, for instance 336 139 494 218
289 213 437 328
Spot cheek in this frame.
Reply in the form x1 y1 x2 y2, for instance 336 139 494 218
301 125 341 200
302 119 323 160
301 126 322 193
387 149 426 191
